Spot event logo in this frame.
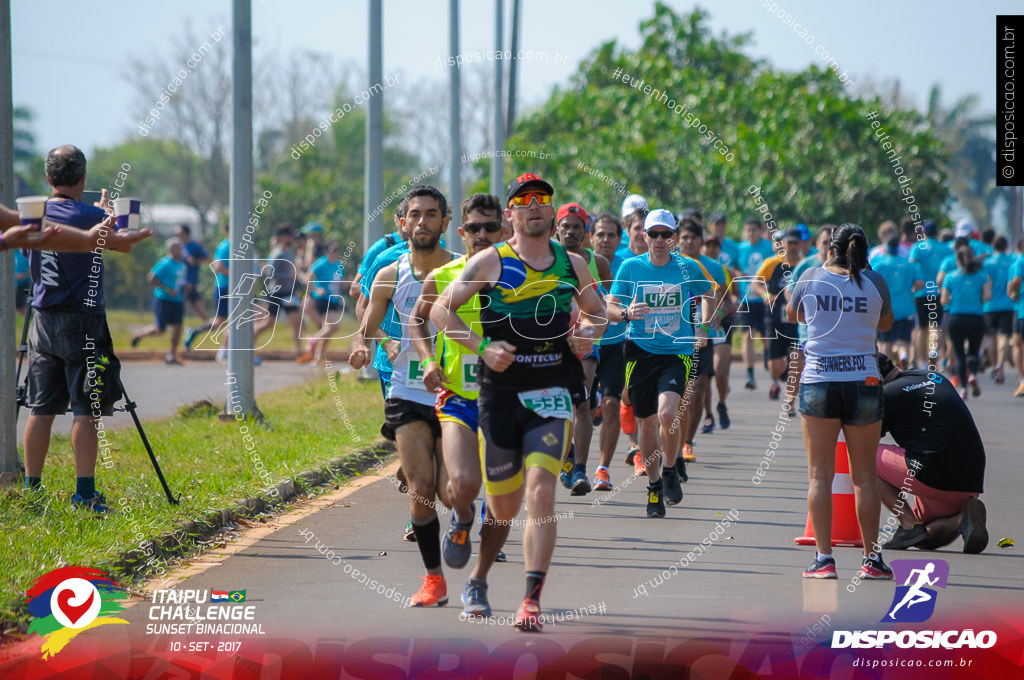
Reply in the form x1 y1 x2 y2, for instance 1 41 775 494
883 559 948 623
26 566 129 659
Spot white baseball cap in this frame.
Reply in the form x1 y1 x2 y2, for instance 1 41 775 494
954 219 974 238
621 194 648 218
644 208 677 232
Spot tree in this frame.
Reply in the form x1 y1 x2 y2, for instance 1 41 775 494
504 3 950 239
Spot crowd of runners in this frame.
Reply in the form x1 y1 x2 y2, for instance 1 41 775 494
335 172 1015 632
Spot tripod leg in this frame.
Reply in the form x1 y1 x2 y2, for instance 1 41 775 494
115 376 179 505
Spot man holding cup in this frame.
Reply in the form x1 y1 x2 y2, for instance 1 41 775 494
21 145 125 511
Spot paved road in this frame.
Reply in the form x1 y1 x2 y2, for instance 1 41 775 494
19 365 1021 674
13 360 334 441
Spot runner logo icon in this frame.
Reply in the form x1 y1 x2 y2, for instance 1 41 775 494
882 559 949 623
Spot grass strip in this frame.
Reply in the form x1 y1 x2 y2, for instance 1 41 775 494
0 364 386 634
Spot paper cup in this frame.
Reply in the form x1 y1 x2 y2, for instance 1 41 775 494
15 196 47 231
113 197 141 231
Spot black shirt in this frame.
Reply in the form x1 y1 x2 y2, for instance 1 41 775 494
881 369 985 493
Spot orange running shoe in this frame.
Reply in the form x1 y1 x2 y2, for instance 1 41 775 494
594 467 612 491
633 452 647 477
513 598 543 632
682 442 696 462
1014 382 1024 398
410 574 448 607
619 402 636 435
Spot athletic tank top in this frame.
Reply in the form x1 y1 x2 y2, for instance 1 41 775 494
479 241 581 392
387 254 438 406
791 268 890 384
434 256 482 399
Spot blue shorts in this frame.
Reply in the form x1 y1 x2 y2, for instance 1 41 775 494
214 287 229 318
436 388 479 432
153 298 183 331
798 380 883 425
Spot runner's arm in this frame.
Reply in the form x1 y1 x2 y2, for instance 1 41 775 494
410 273 444 391
348 262 396 369
568 252 608 351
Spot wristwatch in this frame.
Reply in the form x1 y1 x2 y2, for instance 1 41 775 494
620 308 629 322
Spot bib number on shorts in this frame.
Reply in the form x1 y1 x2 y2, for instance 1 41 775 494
462 355 479 391
517 387 572 419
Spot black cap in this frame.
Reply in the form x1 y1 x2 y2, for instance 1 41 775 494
783 227 803 242
506 172 554 204
923 220 938 237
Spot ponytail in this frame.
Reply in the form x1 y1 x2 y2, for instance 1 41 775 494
956 245 981 274
829 223 869 288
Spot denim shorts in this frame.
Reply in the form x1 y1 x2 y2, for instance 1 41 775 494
798 380 883 425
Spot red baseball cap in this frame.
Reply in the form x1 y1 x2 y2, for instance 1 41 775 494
556 202 589 226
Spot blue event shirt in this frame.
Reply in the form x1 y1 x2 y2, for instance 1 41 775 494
1013 256 1024 319
214 238 231 289
737 238 776 302
28 199 110 314
868 253 921 321
608 252 712 355
151 256 186 302
942 269 990 316
717 237 741 272
908 238 954 299
309 256 344 300
181 240 209 285
982 252 1015 313
357 231 401 279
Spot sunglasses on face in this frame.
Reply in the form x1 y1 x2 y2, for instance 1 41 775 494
463 221 503 234
508 192 553 207
646 230 675 240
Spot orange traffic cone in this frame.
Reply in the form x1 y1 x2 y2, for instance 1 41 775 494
794 440 864 547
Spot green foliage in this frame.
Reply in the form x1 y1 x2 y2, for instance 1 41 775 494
505 3 950 239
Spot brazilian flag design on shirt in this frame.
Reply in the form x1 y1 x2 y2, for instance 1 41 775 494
479 241 579 391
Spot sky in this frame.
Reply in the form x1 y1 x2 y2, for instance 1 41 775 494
11 0 1014 159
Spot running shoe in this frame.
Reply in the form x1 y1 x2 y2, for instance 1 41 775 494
593 468 613 491
883 523 929 550
495 550 507 563
802 554 837 579
460 580 491 618
701 414 715 434
183 327 197 351
570 470 591 496
296 352 314 364
717 403 731 429
857 555 894 580
560 446 575 490
662 466 683 506
645 480 665 518
396 466 409 494
1015 381 1024 398
969 375 981 397
745 370 756 390
960 498 989 554
681 442 696 463
592 403 603 427
513 598 543 632
404 519 416 542
992 366 1005 384
633 453 647 477
442 503 475 569
130 335 141 348
675 455 688 482
410 574 448 607
165 355 183 366
625 444 640 466
72 492 110 514
958 387 968 401
769 382 781 400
